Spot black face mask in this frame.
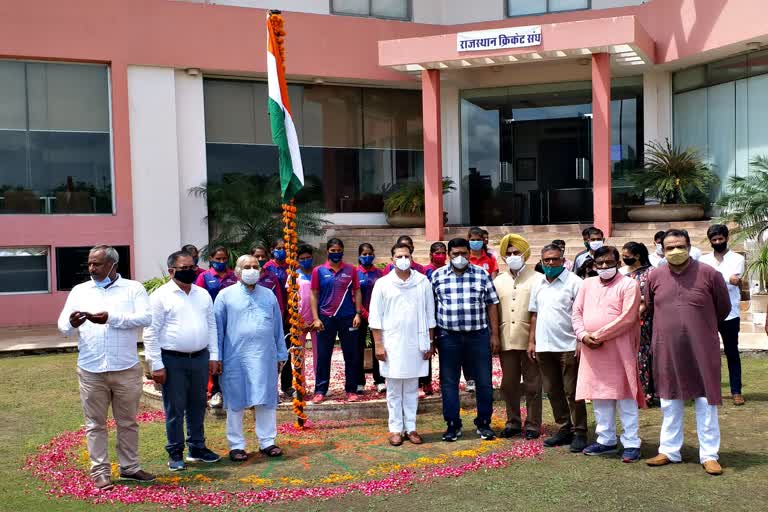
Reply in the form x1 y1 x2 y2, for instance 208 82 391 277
712 242 728 253
174 269 197 284
587 270 598 278
623 257 637 267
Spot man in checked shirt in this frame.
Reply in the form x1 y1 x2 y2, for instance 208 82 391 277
431 238 500 442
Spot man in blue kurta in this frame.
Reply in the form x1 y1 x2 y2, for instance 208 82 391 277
214 254 288 461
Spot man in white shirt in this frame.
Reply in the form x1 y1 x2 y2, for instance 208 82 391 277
574 227 605 274
57 245 155 490
700 224 746 406
649 230 665 267
144 250 221 471
369 243 436 447
528 244 587 452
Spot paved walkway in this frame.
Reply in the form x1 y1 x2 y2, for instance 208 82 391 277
0 326 76 353
1 324 767 353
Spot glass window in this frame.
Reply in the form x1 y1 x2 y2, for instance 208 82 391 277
203 79 423 213
707 55 747 86
372 0 408 18
332 0 409 19
508 0 587 16
673 65 706 92
748 49 768 77
0 61 112 215
0 247 49 294
55 246 131 291
508 0 546 16
549 0 589 12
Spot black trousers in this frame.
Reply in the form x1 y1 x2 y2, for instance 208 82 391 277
718 317 742 395
357 319 384 386
280 318 293 393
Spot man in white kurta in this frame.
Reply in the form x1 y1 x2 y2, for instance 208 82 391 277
369 243 436 446
213 255 288 461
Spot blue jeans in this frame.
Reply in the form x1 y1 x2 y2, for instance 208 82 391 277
438 328 493 428
161 349 209 458
314 315 359 395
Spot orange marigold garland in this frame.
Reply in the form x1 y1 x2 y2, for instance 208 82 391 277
270 10 306 427
283 201 307 426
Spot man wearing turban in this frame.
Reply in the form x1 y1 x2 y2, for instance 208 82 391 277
493 234 542 439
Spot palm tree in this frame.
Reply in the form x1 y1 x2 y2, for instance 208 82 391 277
628 139 718 205
717 156 768 241
189 173 328 259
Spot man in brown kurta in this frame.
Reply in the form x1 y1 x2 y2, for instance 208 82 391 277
645 229 730 476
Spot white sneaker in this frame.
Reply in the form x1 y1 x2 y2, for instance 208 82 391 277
465 380 476 393
376 383 387 393
356 385 365 394
208 392 223 408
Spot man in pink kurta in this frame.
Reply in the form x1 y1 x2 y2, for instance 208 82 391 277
572 246 645 463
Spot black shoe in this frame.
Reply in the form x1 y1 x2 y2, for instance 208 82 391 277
569 435 588 453
524 430 540 440
186 447 222 463
499 427 522 438
543 432 573 447
442 425 463 442
476 427 497 441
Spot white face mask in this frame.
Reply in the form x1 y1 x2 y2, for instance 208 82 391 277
451 255 469 270
506 255 524 271
589 240 604 251
597 267 618 280
655 243 664 256
394 256 411 271
240 268 260 285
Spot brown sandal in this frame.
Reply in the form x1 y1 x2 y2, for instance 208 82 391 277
229 449 248 462
388 433 404 446
733 394 745 406
259 445 283 457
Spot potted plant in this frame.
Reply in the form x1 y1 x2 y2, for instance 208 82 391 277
746 242 768 314
383 177 456 228
717 156 768 241
626 139 719 222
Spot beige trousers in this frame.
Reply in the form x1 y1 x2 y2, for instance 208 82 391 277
77 364 143 477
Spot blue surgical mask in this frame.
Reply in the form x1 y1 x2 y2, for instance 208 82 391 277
92 263 116 288
272 249 286 261
328 252 344 263
359 255 375 267
542 265 565 280
211 261 228 272
469 240 484 251
299 258 314 270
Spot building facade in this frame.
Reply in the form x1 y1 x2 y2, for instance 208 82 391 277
1 0 767 326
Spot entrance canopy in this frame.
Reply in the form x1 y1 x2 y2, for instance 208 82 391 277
378 15 655 73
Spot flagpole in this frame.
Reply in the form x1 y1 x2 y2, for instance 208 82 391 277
268 9 307 428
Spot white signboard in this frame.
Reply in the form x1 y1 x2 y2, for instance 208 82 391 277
457 25 542 52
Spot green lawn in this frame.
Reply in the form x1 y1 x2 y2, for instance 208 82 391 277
2 353 768 512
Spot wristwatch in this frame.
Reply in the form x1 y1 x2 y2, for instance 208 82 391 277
355 310 362 315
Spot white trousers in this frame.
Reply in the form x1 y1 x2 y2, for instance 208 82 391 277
226 406 278 451
659 398 720 463
592 399 641 448
386 377 420 434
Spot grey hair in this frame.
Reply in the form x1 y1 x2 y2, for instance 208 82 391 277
90 245 119 264
541 243 564 256
234 254 259 277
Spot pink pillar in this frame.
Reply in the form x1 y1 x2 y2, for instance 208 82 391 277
591 53 612 237
421 69 444 241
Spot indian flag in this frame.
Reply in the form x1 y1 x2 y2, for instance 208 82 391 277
267 15 304 201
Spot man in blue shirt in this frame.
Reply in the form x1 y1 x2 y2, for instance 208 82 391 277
432 238 500 442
